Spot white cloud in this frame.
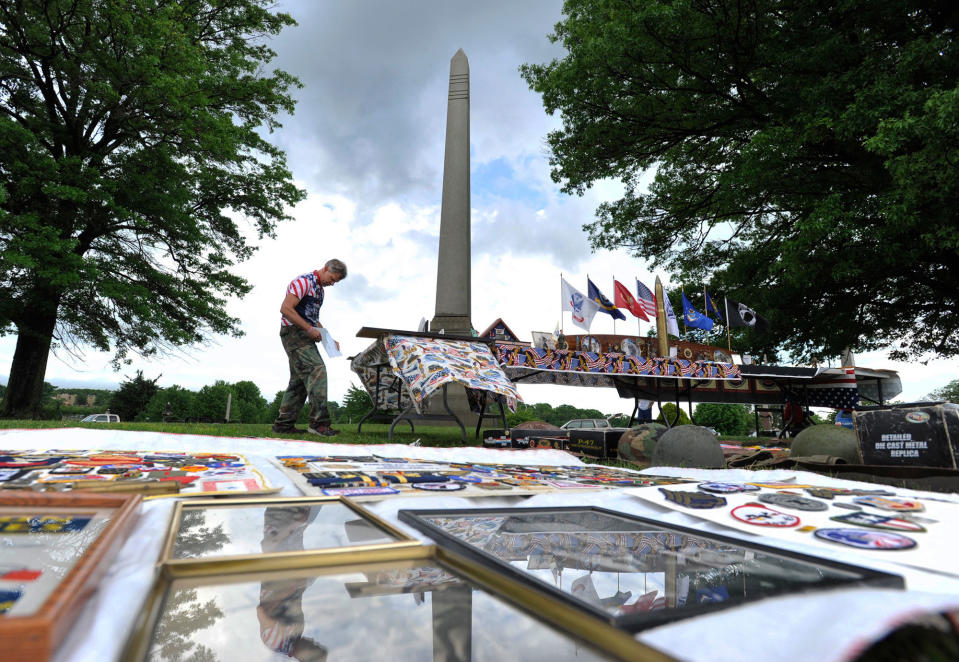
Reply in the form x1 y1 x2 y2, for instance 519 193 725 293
2 0 956 419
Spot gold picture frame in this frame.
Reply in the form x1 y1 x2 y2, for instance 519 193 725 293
124 543 671 662
159 495 421 576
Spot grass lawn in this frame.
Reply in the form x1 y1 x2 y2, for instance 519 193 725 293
0 419 488 448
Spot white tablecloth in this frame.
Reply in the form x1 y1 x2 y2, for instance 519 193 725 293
2 428 957 662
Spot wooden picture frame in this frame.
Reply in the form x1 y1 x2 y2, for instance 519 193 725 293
0 491 141 662
159 496 421 576
398 506 904 632
124 544 669 662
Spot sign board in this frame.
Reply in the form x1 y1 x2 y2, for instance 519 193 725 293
854 404 959 468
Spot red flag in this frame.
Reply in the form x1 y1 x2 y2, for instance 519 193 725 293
614 280 650 321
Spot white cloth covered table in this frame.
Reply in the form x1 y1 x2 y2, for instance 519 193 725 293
1 427 957 662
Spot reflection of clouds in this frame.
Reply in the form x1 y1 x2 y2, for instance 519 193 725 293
159 565 608 661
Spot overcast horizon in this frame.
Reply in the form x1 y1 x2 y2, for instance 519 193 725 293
1 0 955 414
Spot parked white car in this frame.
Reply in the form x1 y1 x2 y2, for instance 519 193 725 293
560 418 611 430
80 413 120 423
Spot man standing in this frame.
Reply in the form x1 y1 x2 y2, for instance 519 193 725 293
272 259 347 436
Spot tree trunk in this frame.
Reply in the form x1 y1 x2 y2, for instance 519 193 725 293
1 304 59 419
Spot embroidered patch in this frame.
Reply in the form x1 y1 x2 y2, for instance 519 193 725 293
853 496 924 512
659 488 727 509
0 569 43 581
0 515 91 534
730 503 801 527
746 481 814 489
829 512 926 533
814 528 917 550
832 503 863 510
698 482 760 494
804 487 848 499
0 589 23 614
758 492 828 511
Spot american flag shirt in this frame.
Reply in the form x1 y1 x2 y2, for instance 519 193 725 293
281 271 324 327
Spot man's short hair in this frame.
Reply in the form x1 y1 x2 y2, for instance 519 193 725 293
325 259 347 278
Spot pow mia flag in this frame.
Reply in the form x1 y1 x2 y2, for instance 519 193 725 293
725 298 769 332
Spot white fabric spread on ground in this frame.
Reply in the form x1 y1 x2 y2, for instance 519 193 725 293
1 428 957 662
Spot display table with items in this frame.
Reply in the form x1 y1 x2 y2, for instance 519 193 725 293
494 343 902 430
351 327 522 442
1 428 958 662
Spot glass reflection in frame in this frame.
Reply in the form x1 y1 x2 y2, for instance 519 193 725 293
170 499 400 561
141 560 616 662
399 508 902 631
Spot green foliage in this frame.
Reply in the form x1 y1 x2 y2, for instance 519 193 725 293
339 384 373 424
693 403 751 435
109 371 160 421
928 379 959 403
144 385 197 422
0 0 305 417
506 401 607 427
522 0 959 361
656 403 691 427
191 380 269 423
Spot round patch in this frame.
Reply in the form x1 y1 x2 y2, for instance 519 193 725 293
699 482 760 494
758 492 828 511
814 528 917 550
829 512 926 533
412 481 466 491
905 411 930 424
731 503 801 527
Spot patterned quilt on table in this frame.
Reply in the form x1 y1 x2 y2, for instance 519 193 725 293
350 340 416 412
385 336 523 413
495 344 741 387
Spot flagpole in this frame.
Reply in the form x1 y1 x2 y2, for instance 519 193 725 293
612 275 617 336
680 287 688 338
560 272 565 335
724 297 733 353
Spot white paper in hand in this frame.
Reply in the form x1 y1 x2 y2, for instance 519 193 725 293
317 327 342 357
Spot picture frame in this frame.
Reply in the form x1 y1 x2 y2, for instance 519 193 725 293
398 506 903 632
159 496 422 576
0 491 141 662
124 544 665 662
530 331 557 350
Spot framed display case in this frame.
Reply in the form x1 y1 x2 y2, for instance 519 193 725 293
160 496 422 575
0 491 141 662
124 545 670 662
398 506 904 632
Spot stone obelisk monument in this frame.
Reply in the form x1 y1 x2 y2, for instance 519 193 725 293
431 49 472 335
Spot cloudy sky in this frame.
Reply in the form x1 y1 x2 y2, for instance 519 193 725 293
1 1 955 414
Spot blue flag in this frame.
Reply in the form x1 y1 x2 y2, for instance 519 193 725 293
587 278 626 320
682 292 714 331
704 291 724 322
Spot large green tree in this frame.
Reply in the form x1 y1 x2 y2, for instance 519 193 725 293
0 0 304 417
522 0 959 362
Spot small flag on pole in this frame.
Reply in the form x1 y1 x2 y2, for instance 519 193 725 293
682 293 714 331
635 279 658 319
704 291 724 323
725 298 769 332
614 280 650 321
662 290 681 337
561 277 599 331
587 278 626 320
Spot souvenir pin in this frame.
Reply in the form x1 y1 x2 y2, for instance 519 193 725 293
830 512 926 533
730 503 801 527
853 496 924 512
758 492 828 511
658 488 727 509
698 481 760 494
412 481 466 491
814 528 917 550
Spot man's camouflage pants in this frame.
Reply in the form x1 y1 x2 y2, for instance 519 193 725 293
273 326 331 430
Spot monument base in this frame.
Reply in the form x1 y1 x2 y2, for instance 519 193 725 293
429 314 473 336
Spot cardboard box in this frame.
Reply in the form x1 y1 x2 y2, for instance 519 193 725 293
567 429 627 459
854 403 959 468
